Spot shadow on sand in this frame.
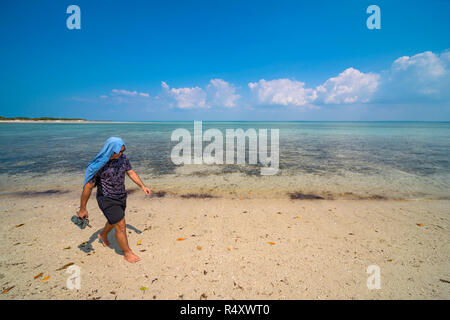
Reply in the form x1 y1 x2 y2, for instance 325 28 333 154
78 224 142 257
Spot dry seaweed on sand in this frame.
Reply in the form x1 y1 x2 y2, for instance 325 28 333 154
56 262 75 271
1 286 15 294
180 193 215 199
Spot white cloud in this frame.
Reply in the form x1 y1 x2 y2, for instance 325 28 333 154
380 50 450 100
247 50 449 108
96 49 449 112
112 89 137 96
206 79 240 108
392 51 446 77
161 81 169 90
248 69 379 107
248 79 317 106
111 89 150 98
316 68 380 104
162 82 208 109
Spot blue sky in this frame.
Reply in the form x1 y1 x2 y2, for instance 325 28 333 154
1 0 449 121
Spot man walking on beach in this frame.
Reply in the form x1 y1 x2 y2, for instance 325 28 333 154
77 137 151 263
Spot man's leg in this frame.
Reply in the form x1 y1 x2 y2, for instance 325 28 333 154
114 218 140 263
98 221 113 247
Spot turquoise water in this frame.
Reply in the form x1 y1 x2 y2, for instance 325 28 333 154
0 122 449 199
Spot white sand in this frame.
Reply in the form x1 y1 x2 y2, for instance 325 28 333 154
0 191 449 299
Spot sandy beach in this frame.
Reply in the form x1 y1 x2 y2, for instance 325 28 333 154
2 0 449 306
1 189 449 300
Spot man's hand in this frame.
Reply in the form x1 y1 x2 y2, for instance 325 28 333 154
79 181 94 220
78 208 89 219
142 186 151 196
127 170 151 196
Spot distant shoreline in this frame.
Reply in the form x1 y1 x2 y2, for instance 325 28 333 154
1 119 449 123
0 116 135 123
0 120 132 123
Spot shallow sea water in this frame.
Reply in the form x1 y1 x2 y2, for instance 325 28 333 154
0 121 449 199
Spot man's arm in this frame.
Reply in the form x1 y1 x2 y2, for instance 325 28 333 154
126 169 151 195
78 181 95 218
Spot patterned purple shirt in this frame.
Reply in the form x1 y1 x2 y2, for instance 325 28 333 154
89 154 132 199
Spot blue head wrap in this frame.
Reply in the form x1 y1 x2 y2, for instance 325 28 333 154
83 137 125 187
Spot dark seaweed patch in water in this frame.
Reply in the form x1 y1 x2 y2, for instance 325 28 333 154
242 167 264 176
220 164 265 176
180 193 215 199
151 191 166 198
289 191 389 200
10 189 69 197
128 189 166 197
366 194 388 200
188 170 220 177
340 192 389 200
289 192 325 200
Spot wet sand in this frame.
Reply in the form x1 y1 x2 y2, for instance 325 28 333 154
0 190 449 299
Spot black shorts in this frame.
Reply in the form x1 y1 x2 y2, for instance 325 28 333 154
96 195 127 225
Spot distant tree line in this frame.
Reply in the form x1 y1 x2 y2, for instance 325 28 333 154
0 116 86 121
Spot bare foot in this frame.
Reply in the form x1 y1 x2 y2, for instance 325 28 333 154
98 233 110 248
124 251 141 263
